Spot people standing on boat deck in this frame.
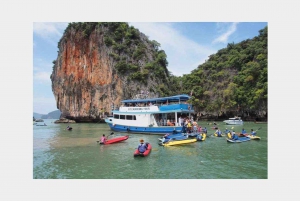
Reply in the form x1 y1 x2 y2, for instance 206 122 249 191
187 120 192 133
167 119 175 126
241 128 247 134
250 129 256 136
193 121 198 133
178 116 183 126
198 126 202 132
163 118 167 126
100 134 107 144
137 139 148 153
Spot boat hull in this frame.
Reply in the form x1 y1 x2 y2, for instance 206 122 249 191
196 133 206 141
223 121 244 125
238 133 261 140
107 122 183 135
226 137 250 143
134 143 152 157
100 135 129 145
158 133 188 143
159 138 197 146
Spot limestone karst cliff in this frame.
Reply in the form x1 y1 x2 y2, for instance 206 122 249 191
51 22 171 122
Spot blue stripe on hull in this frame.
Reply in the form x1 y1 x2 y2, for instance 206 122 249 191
107 123 183 135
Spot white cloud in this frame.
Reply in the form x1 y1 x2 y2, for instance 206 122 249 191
33 22 66 37
34 71 51 83
33 22 68 45
213 22 239 44
129 22 215 76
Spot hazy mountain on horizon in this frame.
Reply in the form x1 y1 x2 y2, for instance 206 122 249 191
33 110 61 119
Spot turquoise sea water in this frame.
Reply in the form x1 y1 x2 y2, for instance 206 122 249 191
33 119 267 179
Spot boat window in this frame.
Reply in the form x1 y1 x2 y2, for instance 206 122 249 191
126 115 133 120
113 114 119 119
133 115 136 120
120 115 125 120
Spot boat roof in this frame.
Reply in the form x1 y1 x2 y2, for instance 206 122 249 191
112 109 194 114
121 94 191 103
229 117 242 120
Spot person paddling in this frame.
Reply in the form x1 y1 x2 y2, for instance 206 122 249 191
241 128 247 134
231 130 238 140
100 134 107 144
137 139 148 153
250 129 256 136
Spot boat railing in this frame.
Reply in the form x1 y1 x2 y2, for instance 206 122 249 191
120 103 192 109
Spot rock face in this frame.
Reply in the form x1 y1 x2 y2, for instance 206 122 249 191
51 22 170 122
54 118 76 124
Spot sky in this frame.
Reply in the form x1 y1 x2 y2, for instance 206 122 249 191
33 22 267 114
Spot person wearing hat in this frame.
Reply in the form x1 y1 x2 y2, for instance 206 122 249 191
137 139 148 153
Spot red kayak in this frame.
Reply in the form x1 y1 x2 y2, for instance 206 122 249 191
238 133 249 137
134 143 152 157
100 135 129 145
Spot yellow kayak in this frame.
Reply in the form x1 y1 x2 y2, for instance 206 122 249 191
248 135 261 140
239 133 261 140
197 133 206 141
161 138 197 146
214 133 225 137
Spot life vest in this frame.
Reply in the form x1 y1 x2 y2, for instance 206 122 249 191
227 133 232 139
138 144 147 153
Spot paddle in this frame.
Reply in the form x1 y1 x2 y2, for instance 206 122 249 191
107 132 114 139
255 127 262 132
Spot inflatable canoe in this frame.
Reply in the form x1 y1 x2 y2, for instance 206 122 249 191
134 143 151 157
214 133 225 137
158 133 188 143
197 133 206 141
239 133 261 140
100 135 129 145
159 138 197 146
248 135 261 140
226 137 250 143
226 133 250 143
188 132 200 138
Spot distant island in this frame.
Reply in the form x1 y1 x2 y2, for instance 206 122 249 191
33 110 61 119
